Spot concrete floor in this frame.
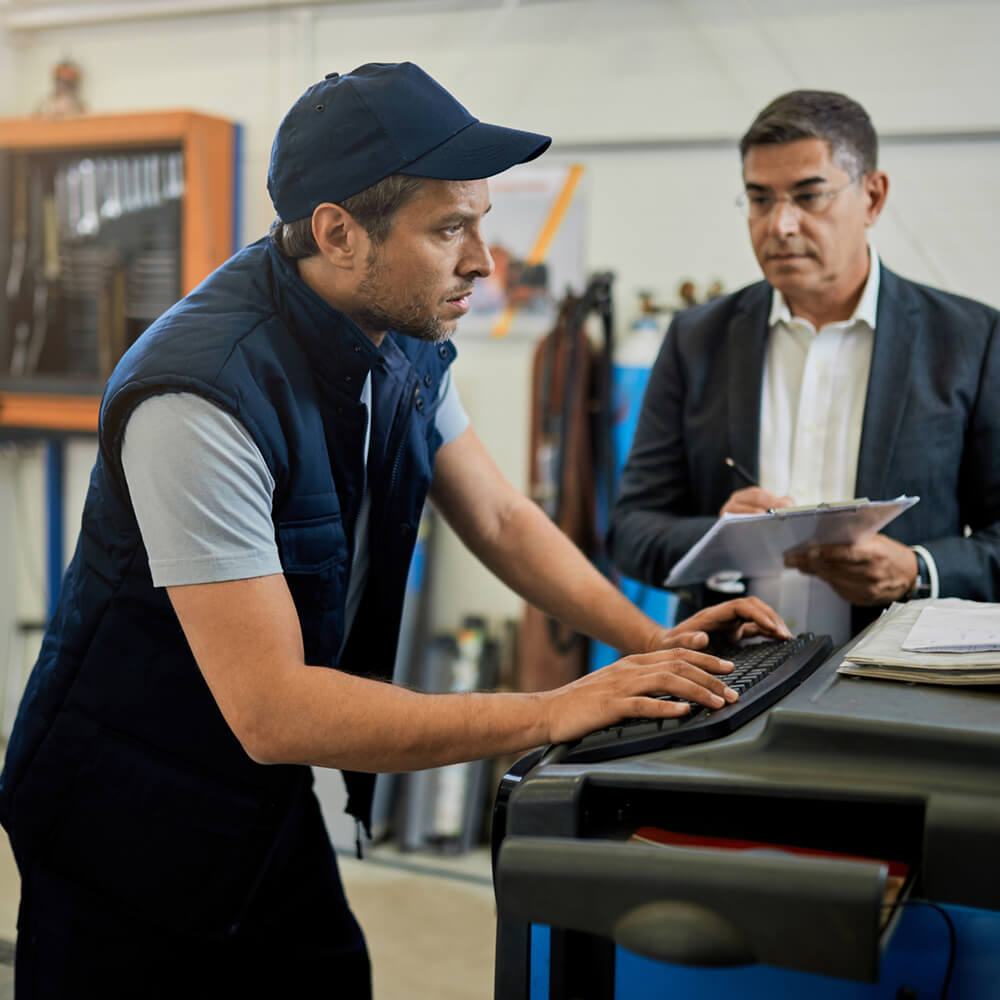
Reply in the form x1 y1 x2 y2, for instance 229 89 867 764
0 832 497 998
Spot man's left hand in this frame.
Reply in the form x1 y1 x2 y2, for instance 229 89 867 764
647 596 793 652
783 533 918 606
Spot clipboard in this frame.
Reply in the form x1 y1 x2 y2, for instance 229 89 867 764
664 495 919 588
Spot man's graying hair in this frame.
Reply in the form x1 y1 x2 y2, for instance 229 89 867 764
739 90 878 179
269 174 426 259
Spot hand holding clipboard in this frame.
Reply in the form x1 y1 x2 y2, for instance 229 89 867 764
664 495 920 588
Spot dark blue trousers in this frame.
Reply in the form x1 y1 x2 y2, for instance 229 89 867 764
14 790 371 999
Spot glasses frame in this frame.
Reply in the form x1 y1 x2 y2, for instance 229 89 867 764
735 176 861 220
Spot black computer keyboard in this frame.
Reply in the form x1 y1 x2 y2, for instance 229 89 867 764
558 632 833 764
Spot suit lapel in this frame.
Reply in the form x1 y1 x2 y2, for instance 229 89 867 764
856 266 920 499
726 283 771 482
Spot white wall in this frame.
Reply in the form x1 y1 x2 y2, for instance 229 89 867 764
0 7 14 117
1 0 998 643
7 0 1000 306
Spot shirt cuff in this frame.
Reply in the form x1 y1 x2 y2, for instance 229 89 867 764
911 544 940 599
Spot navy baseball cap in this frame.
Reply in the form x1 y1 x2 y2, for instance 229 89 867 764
267 62 552 222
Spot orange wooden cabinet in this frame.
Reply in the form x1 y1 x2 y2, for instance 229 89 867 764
0 109 237 433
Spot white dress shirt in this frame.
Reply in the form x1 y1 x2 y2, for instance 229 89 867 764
750 252 881 645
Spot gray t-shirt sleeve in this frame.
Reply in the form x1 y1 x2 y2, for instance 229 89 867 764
122 372 468 589
121 392 282 587
436 370 469 444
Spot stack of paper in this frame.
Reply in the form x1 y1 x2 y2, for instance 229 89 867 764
839 598 1000 685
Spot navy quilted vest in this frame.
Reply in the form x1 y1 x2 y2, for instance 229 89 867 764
0 236 455 937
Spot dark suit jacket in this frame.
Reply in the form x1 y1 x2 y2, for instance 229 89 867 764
607 265 1000 634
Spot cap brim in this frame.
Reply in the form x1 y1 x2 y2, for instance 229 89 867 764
397 120 551 181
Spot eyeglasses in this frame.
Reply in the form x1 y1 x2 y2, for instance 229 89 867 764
735 177 860 220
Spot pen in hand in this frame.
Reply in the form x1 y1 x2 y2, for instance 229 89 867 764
724 456 758 489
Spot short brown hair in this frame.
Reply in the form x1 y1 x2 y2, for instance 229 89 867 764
739 90 878 178
269 174 426 259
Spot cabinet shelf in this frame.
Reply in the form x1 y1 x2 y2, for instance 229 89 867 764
0 108 237 434
0 388 99 433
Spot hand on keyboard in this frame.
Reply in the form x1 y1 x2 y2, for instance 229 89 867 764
558 633 834 764
539 598 797 752
539 647 741 747
648 596 794 654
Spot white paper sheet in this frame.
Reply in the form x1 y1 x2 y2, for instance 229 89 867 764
902 604 1000 652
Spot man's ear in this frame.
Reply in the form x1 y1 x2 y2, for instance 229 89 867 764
311 202 367 267
862 171 889 227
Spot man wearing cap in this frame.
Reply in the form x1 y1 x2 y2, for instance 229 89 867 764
1 63 788 997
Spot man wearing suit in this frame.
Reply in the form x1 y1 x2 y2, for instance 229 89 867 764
608 90 1000 643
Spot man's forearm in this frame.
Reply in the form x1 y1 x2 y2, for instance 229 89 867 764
462 494 666 655
169 544 746 778
430 427 689 655
257 667 551 772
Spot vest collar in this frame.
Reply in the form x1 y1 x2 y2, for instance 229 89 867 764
266 238 385 393
263 237 457 396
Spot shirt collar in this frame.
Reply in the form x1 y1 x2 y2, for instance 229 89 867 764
768 247 881 331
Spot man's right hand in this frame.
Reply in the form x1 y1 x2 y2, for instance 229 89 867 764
540 648 739 747
719 487 794 516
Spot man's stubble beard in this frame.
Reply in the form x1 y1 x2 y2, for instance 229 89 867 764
354 246 454 344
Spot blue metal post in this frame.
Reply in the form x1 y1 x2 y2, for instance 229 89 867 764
45 439 64 620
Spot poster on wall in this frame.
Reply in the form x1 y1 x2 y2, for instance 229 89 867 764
465 163 586 338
